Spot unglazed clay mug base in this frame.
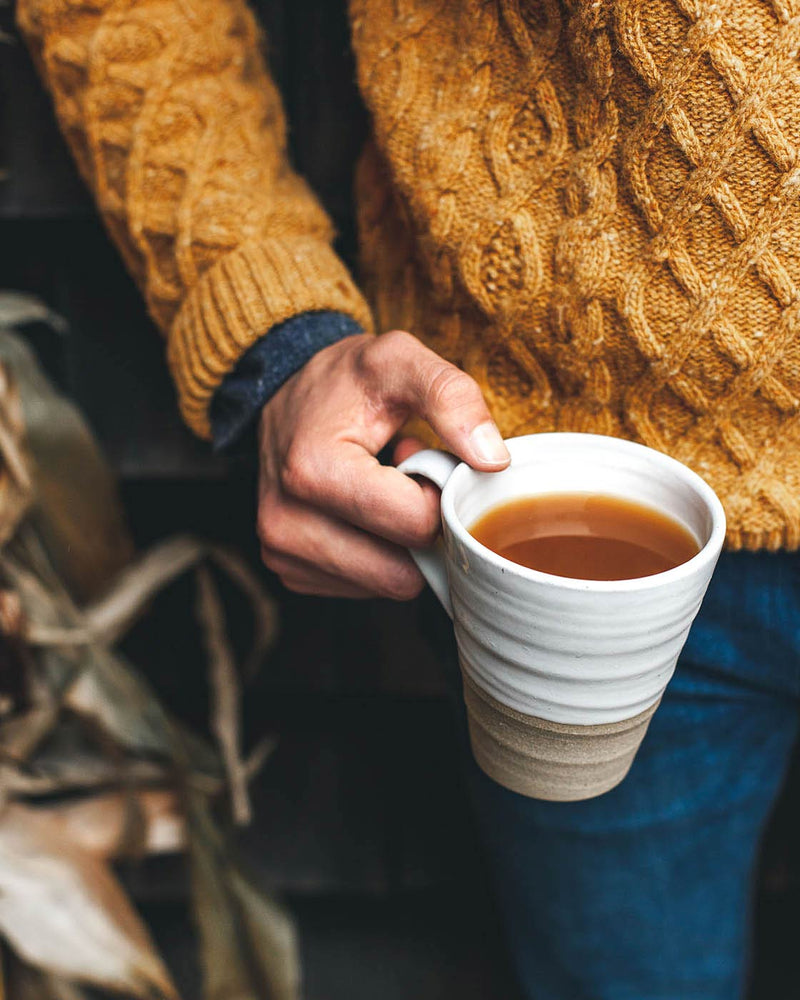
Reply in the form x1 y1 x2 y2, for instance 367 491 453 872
398 433 726 802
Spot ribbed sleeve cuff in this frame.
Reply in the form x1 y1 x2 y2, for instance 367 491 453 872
210 311 364 451
167 237 374 439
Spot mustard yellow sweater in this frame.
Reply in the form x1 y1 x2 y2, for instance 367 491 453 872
17 0 800 550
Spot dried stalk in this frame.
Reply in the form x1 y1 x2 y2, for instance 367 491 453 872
196 567 250 826
0 307 297 998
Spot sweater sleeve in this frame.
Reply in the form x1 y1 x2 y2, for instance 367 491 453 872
16 0 373 440
211 310 364 450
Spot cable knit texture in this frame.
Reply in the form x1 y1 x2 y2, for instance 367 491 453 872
352 0 800 552
16 0 373 439
17 0 800 549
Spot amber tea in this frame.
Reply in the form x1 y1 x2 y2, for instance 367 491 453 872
469 493 699 581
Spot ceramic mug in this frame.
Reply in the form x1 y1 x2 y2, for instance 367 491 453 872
397 433 726 801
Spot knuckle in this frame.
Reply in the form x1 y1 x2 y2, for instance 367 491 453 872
257 505 288 551
402 508 440 549
360 329 416 380
383 329 417 353
407 522 440 550
426 364 479 413
281 445 318 501
259 543 280 572
256 509 271 546
383 567 424 601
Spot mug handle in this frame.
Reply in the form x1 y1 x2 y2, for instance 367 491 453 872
396 449 461 619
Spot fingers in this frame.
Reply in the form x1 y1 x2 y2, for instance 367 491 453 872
361 331 511 471
393 436 427 465
258 496 425 600
280 440 442 549
390 439 442 524
255 330 508 602
263 554 378 599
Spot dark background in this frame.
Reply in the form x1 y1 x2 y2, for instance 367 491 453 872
2 1 799 996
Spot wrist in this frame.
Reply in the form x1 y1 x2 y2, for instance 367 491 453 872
210 311 364 451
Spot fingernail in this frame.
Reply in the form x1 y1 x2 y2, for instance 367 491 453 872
470 422 510 466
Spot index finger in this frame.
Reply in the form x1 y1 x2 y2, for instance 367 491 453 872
285 441 443 549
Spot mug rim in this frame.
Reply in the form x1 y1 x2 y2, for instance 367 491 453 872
439 432 727 593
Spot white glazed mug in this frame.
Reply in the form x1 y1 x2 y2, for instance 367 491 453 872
398 433 726 801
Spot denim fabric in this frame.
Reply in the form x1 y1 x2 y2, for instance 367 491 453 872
210 311 363 450
429 551 800 999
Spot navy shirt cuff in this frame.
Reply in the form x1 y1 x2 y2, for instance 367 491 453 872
210 311 364 451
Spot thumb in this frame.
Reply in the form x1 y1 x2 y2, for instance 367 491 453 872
407 357 509 471
367 331 510 471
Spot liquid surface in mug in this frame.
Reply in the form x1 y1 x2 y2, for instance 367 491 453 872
469 493 699 581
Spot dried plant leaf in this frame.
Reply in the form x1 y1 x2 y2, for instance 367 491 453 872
189 827 260 1000
0 538 221 778
0 587 24 637
64 648 224 782
4 957 90 1000
0 707 60 806
0 294 68 334
5 960 90 1000
0 363 33 546
0 294 68 335
0 707 170 799
24 537 207 647
5 957 55 1000
5 528 277 787
227 871 300 1000
0 805 178 998
3 531 271 785
196 567 249 826
41 975 89 1000
187 797 299 1000
208 547 279 680
22 791 185 859
243 735 278 784
81 536 205 644
0 303 292 1000
0 326 133 600
0 757 169 797
64 646 179 759
0 536 69 629
24 539 278 680
0 552 218 797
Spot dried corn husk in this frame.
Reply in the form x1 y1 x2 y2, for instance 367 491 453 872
0 364 32 547
15 791 185 858
0 311 132 600
197 566 250 825
189 797 300 1000
0 805 177 997
6 956 90 1000
0 303 297 999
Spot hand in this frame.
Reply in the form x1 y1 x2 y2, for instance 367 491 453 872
257 330 510 599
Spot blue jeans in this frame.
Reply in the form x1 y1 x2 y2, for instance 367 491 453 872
452 552 800 999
